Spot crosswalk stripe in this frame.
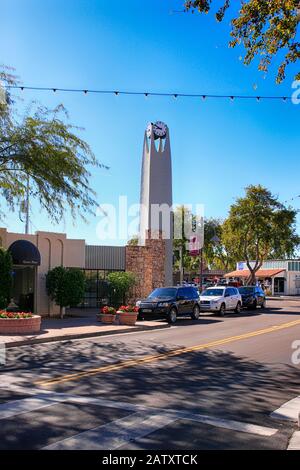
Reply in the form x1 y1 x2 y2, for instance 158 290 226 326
0 395 58 420
270 396 300 421
38 392 278 437
0 391 278 438
43 412 175 450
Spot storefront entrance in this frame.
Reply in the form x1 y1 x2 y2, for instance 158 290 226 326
12 266 36 312
8 239 41 313
274 277 285 295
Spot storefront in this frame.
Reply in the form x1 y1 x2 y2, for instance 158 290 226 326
0 228 126 315
225 259 300 296
8 240 41 312
0 227 165 314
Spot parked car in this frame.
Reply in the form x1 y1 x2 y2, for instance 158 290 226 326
136 286 201 324
200 286 242 316
238 286 266 309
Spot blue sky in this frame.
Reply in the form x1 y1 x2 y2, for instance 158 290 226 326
1 0 300 245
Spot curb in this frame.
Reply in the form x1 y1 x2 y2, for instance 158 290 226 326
2 322 171 349
288 431 300 450
267 297 300 302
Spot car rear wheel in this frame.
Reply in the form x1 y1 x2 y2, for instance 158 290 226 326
235 301 241 314
191 305 200 320
252 299 257 310
167 308 177 324
218 303 226 317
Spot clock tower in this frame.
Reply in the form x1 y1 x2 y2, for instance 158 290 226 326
139 121 173 286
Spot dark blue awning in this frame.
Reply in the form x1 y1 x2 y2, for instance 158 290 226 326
8 240 41 266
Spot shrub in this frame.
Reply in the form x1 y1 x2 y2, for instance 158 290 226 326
46 267 85 318
107 271 136 307
0 248 12 309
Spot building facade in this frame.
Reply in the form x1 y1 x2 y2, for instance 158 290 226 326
1 227 167 315
226 260 300 296
0 228 85 316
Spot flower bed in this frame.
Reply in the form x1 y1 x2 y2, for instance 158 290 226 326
0 312 41 335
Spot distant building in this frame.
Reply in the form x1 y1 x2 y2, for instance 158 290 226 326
225 260 300 295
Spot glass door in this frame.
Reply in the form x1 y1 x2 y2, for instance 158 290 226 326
11 266 36 312
274 277 285 294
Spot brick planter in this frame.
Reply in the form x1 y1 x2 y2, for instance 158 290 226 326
0 315 41 335
116 311 138 326
97 313 116 324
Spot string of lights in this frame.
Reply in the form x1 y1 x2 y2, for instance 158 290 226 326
4 84 294 102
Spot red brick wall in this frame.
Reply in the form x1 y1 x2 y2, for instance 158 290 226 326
126 231 166 302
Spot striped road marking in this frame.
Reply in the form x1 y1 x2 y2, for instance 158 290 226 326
0 391 278 437
0 395 59 420
43 411 176 450
271 396 300 422
35 318 300 387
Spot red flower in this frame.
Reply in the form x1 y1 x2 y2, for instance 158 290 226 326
100 306 116 314
118 305 138 313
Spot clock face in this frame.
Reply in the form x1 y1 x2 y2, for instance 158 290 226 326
146 121 167 139
153 121 167 139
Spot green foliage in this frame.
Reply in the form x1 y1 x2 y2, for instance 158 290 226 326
0 66 108 222
173 206 236 272
0 248 12 309
107 271 136 306
223 185 300 283
203 218 236 271
184 1 300 83
127 235 139 246
46 266 85 317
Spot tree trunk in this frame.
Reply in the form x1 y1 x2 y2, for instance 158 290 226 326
246 271 256 286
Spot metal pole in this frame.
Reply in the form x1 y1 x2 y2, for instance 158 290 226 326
179 245 184 285
199 247 203 292
25 174 30 234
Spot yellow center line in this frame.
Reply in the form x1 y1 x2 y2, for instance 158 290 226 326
35 318 300 387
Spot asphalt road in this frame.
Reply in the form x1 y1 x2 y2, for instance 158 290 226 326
1 299 300 450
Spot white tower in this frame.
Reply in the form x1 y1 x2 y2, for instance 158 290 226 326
139 121 173 286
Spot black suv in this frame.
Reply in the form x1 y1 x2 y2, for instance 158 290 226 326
137 286 201 324
238 286 266 309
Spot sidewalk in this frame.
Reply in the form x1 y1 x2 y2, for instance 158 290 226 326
267 296 300 301
0 316 170 349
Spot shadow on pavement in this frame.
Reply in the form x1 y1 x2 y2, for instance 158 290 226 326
2 334 300 426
